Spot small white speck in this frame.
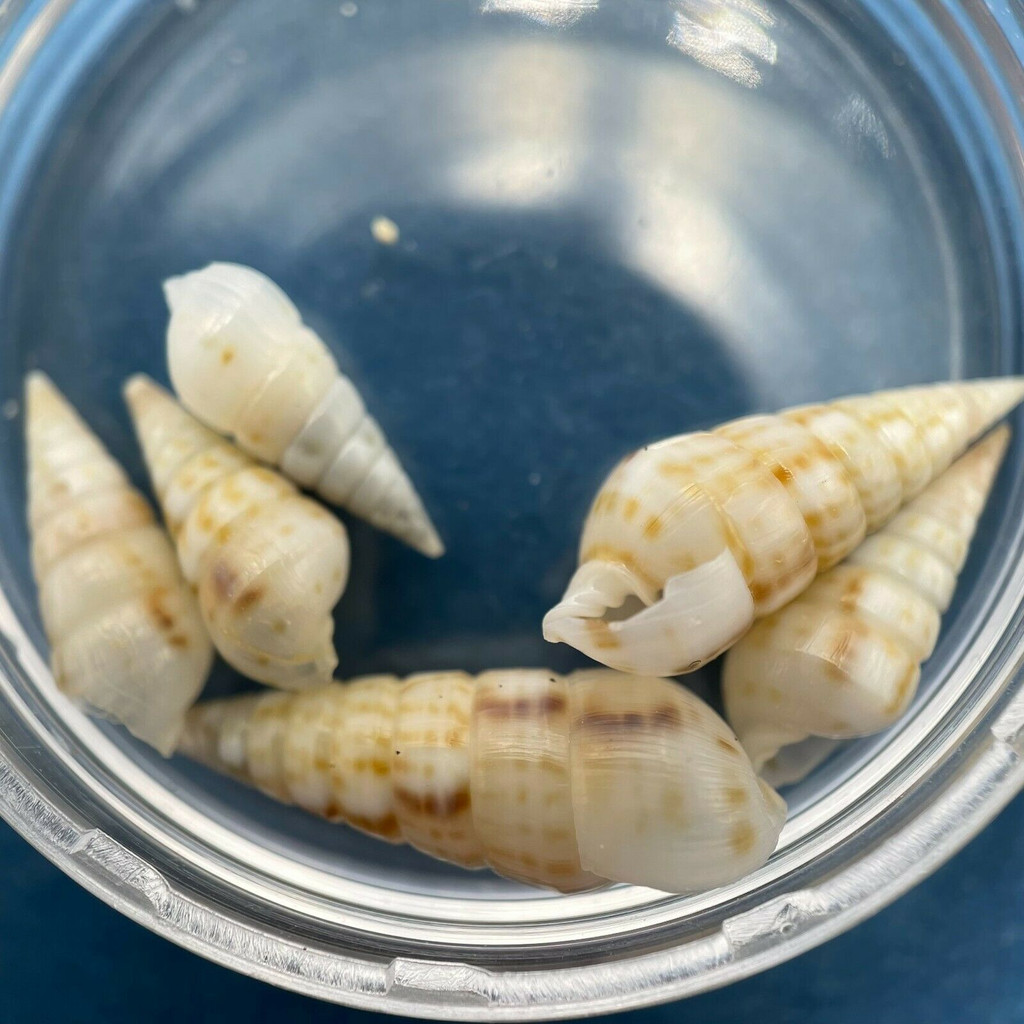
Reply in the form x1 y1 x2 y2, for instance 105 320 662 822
227 48 248 66
370 216 400 246
528 472 542 486
340 1 358 15
175 0 198 11
2 398 19 420
361 278 384 299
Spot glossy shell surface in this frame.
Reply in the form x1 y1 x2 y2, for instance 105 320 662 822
544 379 1024 676
125 375 350 690
180 668 786 894
165 262 443 556
26 373 212 754
723 427 1010 774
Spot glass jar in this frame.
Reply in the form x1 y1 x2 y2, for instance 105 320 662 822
1 0 1024 1016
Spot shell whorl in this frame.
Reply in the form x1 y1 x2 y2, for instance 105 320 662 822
26 373 212 754
543 378 1024 677
179 669 786 894
124 375 350 690
722 427 1010 773
164 262 443 557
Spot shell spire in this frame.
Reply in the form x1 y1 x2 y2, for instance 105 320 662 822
25 373 212 754
543 377 1024 677
723 426 1010 775
164 262 443 557
124 375 350 690
178 668 786 894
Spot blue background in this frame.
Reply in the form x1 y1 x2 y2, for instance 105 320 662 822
3 795 1024 1023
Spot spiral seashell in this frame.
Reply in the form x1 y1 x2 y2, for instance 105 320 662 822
25 374 212 754
722 426 1010 774
124 375 350 690
544 378 1024 677
179 668 785 894
164 262 443 557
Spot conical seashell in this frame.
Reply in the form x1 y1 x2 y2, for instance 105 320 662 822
164 262 443 557
124 375 350 690
722 427 1010 774
179 668 785 894
25 374 212 754
544 379 1024 676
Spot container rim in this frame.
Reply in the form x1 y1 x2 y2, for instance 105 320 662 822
3 644 1024 1020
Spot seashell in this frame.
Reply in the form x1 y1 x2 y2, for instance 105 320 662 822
25 373 212 754
756 737 843 789
722 427 1010 775
124 375 350 690
163 262 443 557
178 668 786 894
543 378 1024 677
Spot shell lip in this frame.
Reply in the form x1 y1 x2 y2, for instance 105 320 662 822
543 551 755 677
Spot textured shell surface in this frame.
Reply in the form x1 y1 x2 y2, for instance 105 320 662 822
179 669 786 894
543 378 1024 677
164 262 443 557
25 373 213 755
722 427 1010 775
124 375 350 691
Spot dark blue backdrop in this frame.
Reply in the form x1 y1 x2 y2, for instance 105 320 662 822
3 794 1024 1023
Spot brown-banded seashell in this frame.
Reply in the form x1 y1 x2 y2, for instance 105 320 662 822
26 373 212 754
179 668 785 894
723 426 1010 776
124 375 350 690
164 262 443 556
544 379 1024 676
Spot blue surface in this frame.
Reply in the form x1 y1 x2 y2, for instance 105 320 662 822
3 797 1024 1023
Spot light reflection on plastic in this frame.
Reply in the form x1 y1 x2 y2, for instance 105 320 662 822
446 42 587 208
479 0 599 29
668 0 777 89
834 94 892 159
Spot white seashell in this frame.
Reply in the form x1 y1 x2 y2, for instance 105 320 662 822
722 427 1010 775
178 668 786 894
164 262 443 557
25 374 212 754
124 375 350 690
757 737 843 789
544 378 1024 677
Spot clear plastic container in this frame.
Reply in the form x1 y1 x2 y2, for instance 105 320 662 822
2 0 1024 1017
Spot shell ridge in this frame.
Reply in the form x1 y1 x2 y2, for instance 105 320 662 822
881 515 964 574
31 478 148 536
793 584 928 662
181 671 783 893
126 376 349 690
723 427 1010 777
166 264 443 556
780 405 883 528
833 397 922 504
289 378 368 490
28 374 213 753
712 417 829 575
233 345 317 449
